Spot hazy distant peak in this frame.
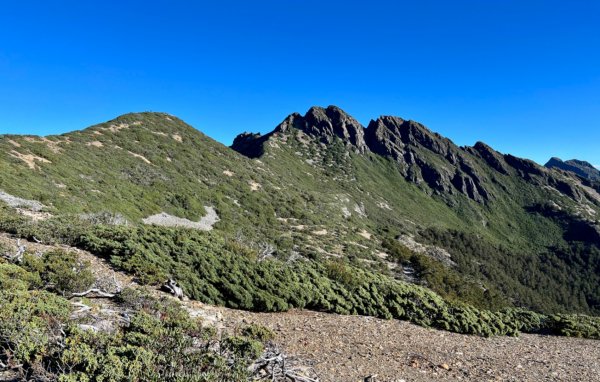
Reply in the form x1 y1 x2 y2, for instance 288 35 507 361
545 157 600 181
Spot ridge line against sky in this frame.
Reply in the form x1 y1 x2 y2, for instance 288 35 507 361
0 0 599 167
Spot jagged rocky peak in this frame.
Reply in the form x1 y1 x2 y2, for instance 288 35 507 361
503 155 546 179
567 159 598 170
470 145 587 203
231 131 262 147
546 157 564 166
288 106 368 153
500 156 589 202
231 106 368 156
231 107 597 206
363 116 407 161
273 112 303 133
545 157 600 181
364 116 457 159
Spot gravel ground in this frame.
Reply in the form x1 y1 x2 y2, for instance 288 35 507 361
223 309 600 382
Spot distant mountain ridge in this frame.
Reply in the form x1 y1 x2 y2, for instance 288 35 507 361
545 157 600 181
2 106 600 317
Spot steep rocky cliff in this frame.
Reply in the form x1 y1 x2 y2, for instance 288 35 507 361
234 106 599 208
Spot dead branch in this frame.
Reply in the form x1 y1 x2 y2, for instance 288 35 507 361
70 288 115 298
162 279 184 300
285 372 319 382
258 242 276 261
77 324 100 332
249 344 319 382
2 239 26 263
70 301 93 315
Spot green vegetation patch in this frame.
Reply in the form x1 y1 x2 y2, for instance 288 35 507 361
74 224 600 339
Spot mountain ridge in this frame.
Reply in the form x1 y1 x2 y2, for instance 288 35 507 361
2 107 600 318
233 106 598 206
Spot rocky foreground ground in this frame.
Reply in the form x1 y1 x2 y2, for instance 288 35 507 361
223 308 600 382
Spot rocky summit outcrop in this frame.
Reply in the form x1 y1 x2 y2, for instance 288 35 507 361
298 106 367 153
231 132 266 158
233 108 492 202
232 106 368 157
545 157 600 181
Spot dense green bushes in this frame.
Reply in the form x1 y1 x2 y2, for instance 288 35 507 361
26 250 95 296
74 224 600 338
1 210 599 340
56 296 252 382
0 262 42 290
1 249 94 297
381 238 508 310
0 289 71 369
0 256 265 381
419 227 600 315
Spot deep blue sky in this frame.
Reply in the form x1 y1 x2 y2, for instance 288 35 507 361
1 1 599 167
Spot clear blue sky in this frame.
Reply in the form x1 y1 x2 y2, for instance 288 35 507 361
1 1 599 166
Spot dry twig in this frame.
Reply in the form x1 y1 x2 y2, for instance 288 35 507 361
71 288 115 298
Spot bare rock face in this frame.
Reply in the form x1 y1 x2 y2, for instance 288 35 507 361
363 116 410 170
504 155 545 179
470 142 509 175
452 172 485 202
232 106 368 156
231 132 267 158
501 155 592 203
292 106 367 153
273 112 303 134
418 161 453 194
365 116 456 159
364 116 490 202
553 178 584 201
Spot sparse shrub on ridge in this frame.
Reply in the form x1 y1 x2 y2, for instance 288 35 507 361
241 324 275 342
